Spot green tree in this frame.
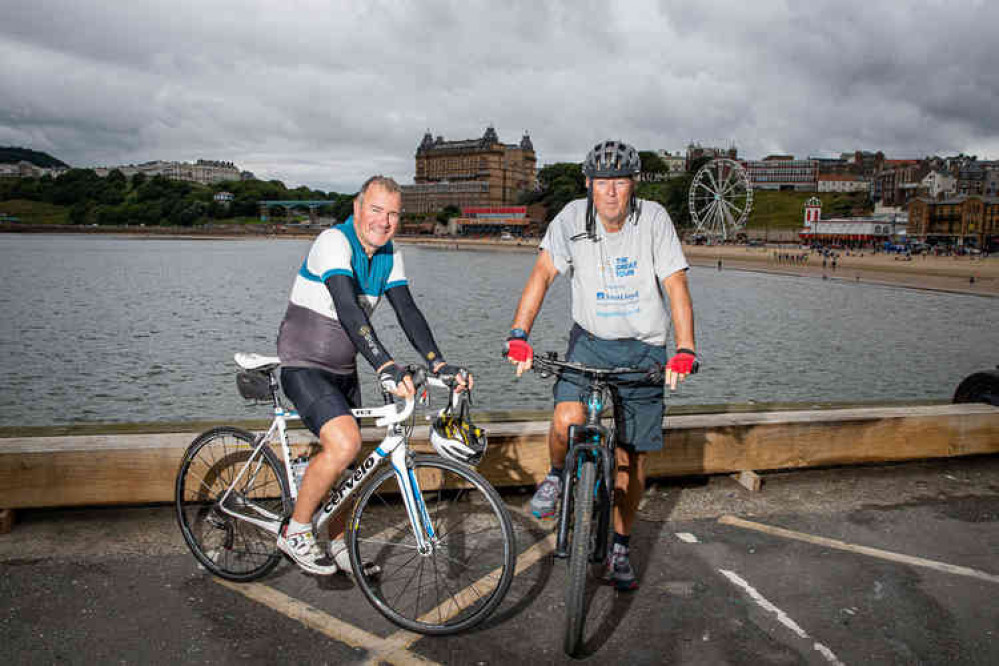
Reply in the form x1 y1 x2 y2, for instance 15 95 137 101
639 151 667 174
436 204 461 225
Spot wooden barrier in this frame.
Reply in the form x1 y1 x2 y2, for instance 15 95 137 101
1 403 997 514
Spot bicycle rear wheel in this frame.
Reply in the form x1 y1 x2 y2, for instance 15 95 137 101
348 454 516 635
565 458 596 656
175 426 291 581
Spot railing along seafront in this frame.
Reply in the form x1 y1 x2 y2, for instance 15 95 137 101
1 401 998 532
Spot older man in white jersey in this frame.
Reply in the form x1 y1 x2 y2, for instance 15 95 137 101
505 141 697 590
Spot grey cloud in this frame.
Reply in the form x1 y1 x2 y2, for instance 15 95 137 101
1 0 998 192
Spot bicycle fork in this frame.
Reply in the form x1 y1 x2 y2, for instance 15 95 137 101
386 441 438 556
554 424 614 559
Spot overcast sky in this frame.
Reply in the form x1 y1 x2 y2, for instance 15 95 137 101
2 0 997 193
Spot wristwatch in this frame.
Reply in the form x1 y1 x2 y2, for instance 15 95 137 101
508 328 528 340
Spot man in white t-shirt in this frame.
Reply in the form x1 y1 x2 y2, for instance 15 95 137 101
504 140 697 590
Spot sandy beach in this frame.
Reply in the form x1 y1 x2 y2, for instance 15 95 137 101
398 236 999 297
683 244 999 297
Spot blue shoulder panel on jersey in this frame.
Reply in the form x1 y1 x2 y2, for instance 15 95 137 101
337 219 401 296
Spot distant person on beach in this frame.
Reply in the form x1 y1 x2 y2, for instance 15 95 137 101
503 140 697 591
274 175 472 575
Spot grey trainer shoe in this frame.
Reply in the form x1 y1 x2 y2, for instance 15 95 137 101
604 543 638 591
530 473 562 519
276 525 339 575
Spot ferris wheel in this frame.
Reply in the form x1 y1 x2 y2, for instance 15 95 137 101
688 158 753 240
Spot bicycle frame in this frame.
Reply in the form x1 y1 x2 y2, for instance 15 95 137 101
216 375 446 557
554 381 617 560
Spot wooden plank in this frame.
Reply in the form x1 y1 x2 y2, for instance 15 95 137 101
731 470 763 492
0 404 997 509
0 509 13 534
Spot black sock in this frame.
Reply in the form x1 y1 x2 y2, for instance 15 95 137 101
613 532 630 549
549 466 563 478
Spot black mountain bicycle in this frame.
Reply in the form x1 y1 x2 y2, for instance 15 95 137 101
531 352 664 656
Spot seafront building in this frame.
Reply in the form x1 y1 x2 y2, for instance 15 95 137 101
908 195 999 251
743 156 818 191
400 127 537 217
798 197 906 246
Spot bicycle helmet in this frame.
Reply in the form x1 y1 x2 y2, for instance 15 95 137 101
582 140 641 178
430 394 487 466
576 140 642 242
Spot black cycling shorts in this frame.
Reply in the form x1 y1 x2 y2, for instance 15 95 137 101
280 366 361 437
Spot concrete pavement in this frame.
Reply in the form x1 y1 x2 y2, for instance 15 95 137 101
2 454 998 664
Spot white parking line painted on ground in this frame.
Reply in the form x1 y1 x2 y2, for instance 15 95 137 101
215 579 439 666
719 515 999 584
676 532 699 543
720 569 845 666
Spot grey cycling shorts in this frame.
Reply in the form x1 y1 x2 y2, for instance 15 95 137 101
553 324 667 452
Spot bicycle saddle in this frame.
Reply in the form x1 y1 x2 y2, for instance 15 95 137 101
234 352 281 371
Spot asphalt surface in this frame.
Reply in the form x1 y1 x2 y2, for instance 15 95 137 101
2 454 998 665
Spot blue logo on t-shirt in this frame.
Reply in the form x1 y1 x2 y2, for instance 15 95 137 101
615 256 637 277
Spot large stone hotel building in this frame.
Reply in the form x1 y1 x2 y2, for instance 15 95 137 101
401 127 536 217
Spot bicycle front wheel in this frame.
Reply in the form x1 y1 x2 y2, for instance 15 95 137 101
565 458 596 656
175 426 291 581
348 454 516 635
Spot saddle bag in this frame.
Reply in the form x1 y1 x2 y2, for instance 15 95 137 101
236 370 271 401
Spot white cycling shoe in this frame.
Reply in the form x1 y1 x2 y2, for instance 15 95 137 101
277 526 339 576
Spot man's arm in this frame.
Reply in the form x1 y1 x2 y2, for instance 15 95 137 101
384 284 444 369
507 250 559 375
662 269 695 351
661 269 696 389
325 275 394 369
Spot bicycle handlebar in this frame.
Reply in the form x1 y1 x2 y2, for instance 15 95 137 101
366 365 468 427
531 352 664 385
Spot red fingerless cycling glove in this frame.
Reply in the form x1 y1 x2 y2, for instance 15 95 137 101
504 338 533 363
665 350 698 375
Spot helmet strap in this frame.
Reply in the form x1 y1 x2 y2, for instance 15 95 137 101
572 188 600 243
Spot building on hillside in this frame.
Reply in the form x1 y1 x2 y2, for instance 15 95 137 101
920 170 957 199
685 142 738 171
872 160 926 207
908 195 999 250
840 150 885 176
817 174 869 193
94 159 242 185
0 161 68 178
985 165 999 197
810 156 852 176
213 191 234 206
743 156 817 191
401 127 536 217
656 150 687 176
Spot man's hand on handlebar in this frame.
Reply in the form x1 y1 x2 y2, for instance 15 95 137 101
431 362 474 392
378 362 416 399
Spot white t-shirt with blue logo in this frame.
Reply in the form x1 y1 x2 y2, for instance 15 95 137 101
540 198 688 346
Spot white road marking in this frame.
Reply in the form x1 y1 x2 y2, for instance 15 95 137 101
215 579 439 666
719 515 999 584
676 532 699 543
719 569 845 666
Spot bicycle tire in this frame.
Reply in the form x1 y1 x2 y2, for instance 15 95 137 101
565 459 596 656
348 454 516 635
175 426 291 581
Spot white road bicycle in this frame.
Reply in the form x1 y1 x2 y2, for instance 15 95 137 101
175 353 516 635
